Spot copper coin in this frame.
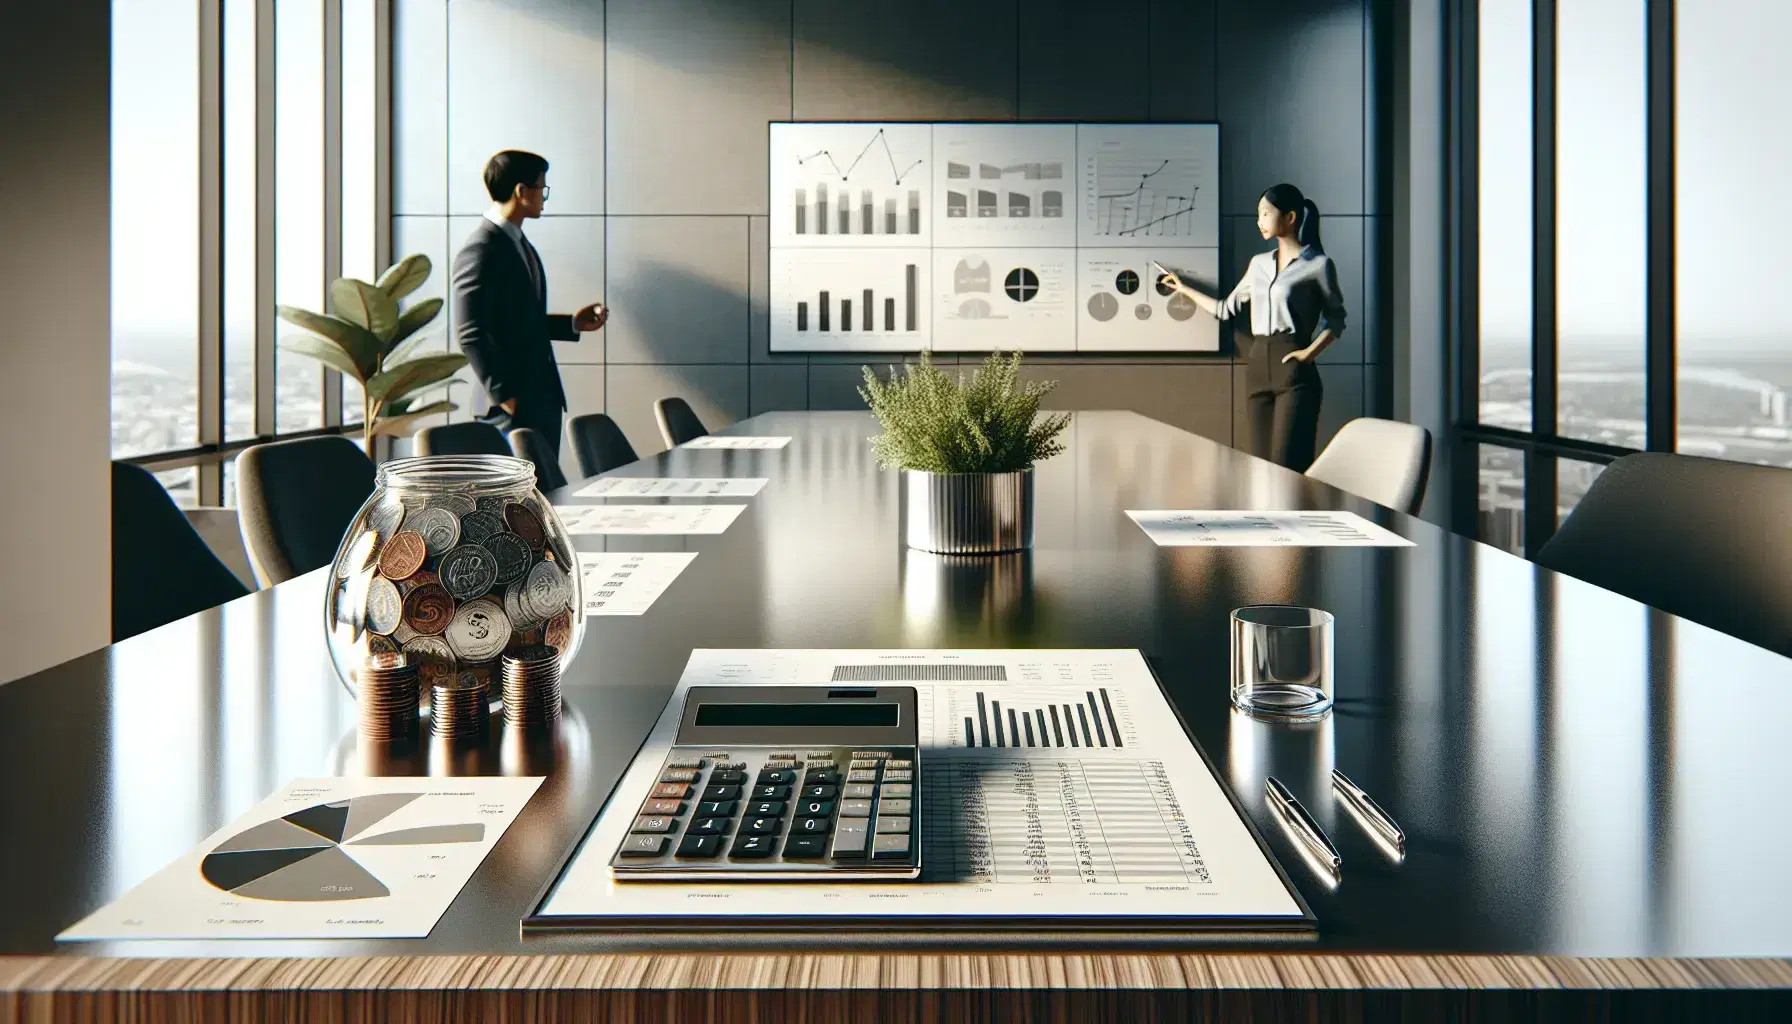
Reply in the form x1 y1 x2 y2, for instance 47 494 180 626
366 633 399 656
402 582 456 635
379 531 427 580
504 502 546 551
398 570 439 597
367 650 407 671
544 611 572 651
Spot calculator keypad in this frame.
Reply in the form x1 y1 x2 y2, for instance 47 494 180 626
611 746 920 878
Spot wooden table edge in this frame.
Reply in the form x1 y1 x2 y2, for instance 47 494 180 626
4 954 1791 993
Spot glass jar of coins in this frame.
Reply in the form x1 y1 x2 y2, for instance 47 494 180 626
325 454 584 709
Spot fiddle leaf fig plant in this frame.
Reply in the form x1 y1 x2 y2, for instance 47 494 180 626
276 253 462 447
859 350 1070 474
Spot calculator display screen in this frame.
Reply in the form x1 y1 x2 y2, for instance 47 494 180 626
692 702 900 728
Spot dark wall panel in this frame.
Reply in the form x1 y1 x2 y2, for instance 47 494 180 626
1020 0 1152 121
1216 0 1368 216
1149 0 1219 121
793 0 1019 119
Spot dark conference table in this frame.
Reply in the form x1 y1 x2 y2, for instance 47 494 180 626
3 411 1790 1019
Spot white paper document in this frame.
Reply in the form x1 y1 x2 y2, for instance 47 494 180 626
556 503 746 536
1127 510 1415 548
60 776 542 941
575 551 697 615
679 436 791 450
533 649 1307 928
571 477 769 499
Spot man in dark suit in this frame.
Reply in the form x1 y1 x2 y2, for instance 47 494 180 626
452 150 606 490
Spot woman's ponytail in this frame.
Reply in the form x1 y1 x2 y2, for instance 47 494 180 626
1259 182 1324 253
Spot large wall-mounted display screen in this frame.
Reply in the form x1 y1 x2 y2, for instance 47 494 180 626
769 123 1221 354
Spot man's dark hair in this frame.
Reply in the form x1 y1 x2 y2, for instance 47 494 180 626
483 150 549 202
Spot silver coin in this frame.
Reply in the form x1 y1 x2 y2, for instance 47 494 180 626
504 579 543 629
520 559 571 624
432 493 477 518
445 598 512 662
408 507 462 556
365 498 405 540
483 532 532 585
401 634 458 695
391 619 421 645
458 509 506 546
438 544 499 601
476 495 509 514
365 576 404 635
336 530 378 579
335 572 369 642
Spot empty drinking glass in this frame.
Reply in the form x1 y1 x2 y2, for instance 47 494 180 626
1230 605 1334 717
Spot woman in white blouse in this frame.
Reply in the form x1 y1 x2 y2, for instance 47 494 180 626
1158 183 1346 471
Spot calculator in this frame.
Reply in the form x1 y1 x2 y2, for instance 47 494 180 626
610 685 920 881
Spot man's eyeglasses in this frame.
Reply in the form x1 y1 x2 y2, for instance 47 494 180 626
535 184 551 200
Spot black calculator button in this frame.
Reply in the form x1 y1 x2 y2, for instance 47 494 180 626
710 769 746 785
793 816 831 834
699 785 741 801
798 800 834 817
783 835 829 859
747 800 785 817
803 784 838 800
675 835 722 858
744 816 783 835
804 769 840 784
753 784 791 800
756 769 797 785
690 817 732 836
619 835 667 857
729 835 778 858
696 800 737 818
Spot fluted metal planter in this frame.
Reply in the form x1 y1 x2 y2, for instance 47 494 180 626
903 468 1035 555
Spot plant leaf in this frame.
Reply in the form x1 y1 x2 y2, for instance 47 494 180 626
369 400 457 437
383 329 444 370
366 352 468 403
376 254 432 301
386 377 463 415
329 278 400 342
276 305 381 376
280 334 366 382
384 297 444 354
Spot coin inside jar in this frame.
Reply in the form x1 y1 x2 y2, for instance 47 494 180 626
379 530 428 580
338 529 379 579
433 493 477 518
438 544 499 601
401 634 458 693
543 610 572 651
365 498 405 540
521 559 571 623
401 581 456 635
483 532 532 585
365 576 404 635
503 502 546 551
446 598 512 662
408 506 462 557
458 509 506 546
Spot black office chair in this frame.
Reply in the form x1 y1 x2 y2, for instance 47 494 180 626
414 421 510 457
653 397 709 448
507 426 566 492
1536 452 1792 656
567 413 639 477
235 436 376 587
111 462 252 642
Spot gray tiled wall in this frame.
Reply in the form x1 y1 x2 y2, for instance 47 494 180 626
394 0 1388 460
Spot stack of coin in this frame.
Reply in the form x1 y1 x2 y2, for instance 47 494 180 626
431 675 489 741
357 652 420 744
501 644 563 728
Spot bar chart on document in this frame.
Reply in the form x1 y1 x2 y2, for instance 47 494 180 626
770 248 932 352
940 685 1136 749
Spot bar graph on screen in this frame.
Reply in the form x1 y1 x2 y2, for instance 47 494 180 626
771 248 931 352
772 123 932 248
944 685 1135 749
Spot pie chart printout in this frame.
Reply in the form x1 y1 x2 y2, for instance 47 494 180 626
57 776 543 940
199 793 486 902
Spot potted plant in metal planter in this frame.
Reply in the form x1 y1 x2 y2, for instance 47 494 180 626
860 351 1070 555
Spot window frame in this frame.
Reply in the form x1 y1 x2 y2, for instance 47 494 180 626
116 0 390 504
1451 0 1675 558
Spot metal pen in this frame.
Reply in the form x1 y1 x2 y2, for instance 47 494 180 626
1330 769 1406 849
1265 777 1342 870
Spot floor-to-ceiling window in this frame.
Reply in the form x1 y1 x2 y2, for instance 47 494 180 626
108 0 388 507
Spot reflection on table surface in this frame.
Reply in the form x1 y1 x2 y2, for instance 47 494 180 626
4 411 1790 957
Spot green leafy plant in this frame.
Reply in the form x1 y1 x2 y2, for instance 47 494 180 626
858 351 1070 474
276 254 464 448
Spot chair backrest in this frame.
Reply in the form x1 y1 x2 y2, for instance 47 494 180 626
1304 417 1434 515
415 421 510 458
112 462 252 642
654 397 709 448
1536 452 1792 656
506 426 565 492
567 413 639 477
235 436 376 587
